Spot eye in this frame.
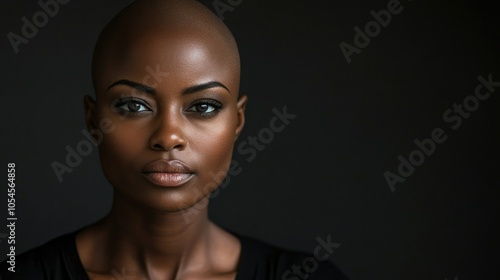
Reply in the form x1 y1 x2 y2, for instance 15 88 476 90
186 99 223 118
114 98 151 113
192 103 216 113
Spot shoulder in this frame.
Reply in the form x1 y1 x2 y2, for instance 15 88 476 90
0 231 81 280
235 233 350 280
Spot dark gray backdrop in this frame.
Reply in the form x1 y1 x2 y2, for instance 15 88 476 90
1 0 499 279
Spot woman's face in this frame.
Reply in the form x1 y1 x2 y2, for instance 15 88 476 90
86 29 246 212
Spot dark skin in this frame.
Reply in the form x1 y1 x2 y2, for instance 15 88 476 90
78 0 247 279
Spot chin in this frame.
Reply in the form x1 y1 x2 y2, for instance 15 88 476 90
111 177 214 213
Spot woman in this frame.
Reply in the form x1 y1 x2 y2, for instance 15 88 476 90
1 0 349 279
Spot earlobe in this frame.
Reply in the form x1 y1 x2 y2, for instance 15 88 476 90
83 95 98 132
234 95 248 140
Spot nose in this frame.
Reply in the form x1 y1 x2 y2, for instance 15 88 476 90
148 112 187 152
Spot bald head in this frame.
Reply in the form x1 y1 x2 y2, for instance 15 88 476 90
91 0 240 95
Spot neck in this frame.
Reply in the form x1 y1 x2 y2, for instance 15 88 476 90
109 191 210 253
84 192 216 278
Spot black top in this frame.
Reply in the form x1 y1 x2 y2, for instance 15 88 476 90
0 231 349 280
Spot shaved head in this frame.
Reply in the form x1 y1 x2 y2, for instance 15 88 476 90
91 0 240 95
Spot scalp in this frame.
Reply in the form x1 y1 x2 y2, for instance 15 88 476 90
91 0 240 94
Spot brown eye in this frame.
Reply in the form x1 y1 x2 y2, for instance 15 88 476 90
195 104 211 113
114 98 151 113
186 99 223 118
128 102 141 112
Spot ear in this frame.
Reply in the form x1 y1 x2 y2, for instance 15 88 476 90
84 95 98 132
234 95 248 140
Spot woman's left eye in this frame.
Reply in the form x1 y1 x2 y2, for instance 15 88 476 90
191 104 216 113
187 100 223 116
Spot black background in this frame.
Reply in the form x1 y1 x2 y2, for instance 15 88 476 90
1 0 499 279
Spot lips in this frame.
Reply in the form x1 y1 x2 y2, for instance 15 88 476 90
141 159 194 187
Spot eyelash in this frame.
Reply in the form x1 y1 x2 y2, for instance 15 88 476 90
113 98 224 118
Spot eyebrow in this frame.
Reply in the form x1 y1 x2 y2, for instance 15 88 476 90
107 79 155 94
183 81 230 95
106 79 230 94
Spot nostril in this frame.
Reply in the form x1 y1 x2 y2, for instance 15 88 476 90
151 140 186 151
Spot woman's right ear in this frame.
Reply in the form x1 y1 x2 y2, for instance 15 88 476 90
83 95 98 132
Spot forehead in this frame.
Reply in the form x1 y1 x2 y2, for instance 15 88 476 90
94 29 239 95
125 31 226 71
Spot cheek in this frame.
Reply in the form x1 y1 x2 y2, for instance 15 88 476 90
97 119 148 181
96 103 147 157
188 114 237 187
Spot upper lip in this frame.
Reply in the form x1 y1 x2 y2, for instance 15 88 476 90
142 159 193 174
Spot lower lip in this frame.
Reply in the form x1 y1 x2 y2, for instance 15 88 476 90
142 173 194 187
